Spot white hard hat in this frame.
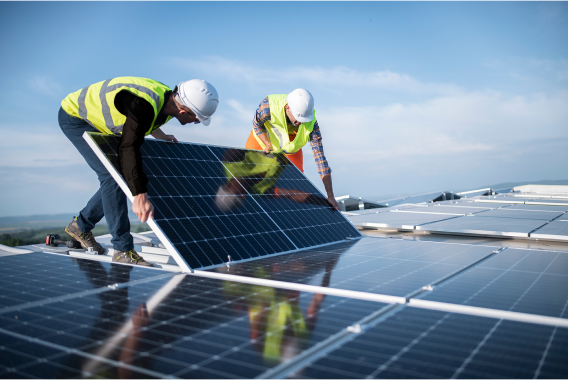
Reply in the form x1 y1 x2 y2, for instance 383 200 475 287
215 185 244 212
176 79 219 126
286 88 314 123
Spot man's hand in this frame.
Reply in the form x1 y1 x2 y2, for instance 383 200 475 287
133 193 154 223
327 196 340 211
257 131 273 154
163 134 178 143
151 128 178 143
321 174 340 211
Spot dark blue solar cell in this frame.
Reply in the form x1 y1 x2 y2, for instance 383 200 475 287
421 248 568 319
299 307 568 379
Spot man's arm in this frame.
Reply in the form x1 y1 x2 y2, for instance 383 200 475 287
117 92 156 222
253 97 273 153
309 122 340 211
321 173 340 211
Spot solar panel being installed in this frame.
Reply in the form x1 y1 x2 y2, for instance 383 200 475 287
84 133 360 271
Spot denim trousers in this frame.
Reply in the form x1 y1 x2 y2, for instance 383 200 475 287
58 107 133 251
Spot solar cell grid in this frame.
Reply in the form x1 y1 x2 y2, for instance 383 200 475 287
420 248 568 319
87 134 360 270
0 253 165 310
0 255 388 379
297 307 568 379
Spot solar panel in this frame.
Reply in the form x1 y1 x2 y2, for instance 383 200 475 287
400 205 495 215
473 208 564 220
0 253 168 309
507 204 568 212
531 221 568 241
298 307 568 378
84 133 361 271
526 199 568 206
416 215 548 237
212 237 499 297
345 211 460 229
0 255 386 379
419 248 568 318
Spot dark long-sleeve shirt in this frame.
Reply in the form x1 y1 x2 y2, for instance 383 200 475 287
115 90 171 196
252 97 331 176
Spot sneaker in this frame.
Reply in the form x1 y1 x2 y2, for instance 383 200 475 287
112 249 153 267
65 217 104 255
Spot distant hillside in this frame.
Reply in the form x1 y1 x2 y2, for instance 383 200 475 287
0 224 151 247
0 210 143 234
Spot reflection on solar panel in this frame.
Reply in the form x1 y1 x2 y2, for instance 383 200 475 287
2 237 568 377
84 133 360 271
4 136 568 378
212 237 499 297
0 253 385 379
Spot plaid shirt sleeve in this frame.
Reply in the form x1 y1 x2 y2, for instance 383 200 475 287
253 97 270 136
309 121 332 176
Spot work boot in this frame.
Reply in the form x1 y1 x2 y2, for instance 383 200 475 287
65 217 104 255
112 249 153 267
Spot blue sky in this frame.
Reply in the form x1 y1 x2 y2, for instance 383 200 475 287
0 2 567 217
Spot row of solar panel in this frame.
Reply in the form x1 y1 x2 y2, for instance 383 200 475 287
1 235 567 378
346 199 568 241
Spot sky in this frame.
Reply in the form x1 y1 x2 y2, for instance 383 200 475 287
0 2 567 217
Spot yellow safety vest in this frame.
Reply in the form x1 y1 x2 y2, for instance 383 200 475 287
61 77 173 135
222 150 285 195
253 94 316 154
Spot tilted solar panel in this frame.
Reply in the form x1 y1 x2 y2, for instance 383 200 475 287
84 133 360 271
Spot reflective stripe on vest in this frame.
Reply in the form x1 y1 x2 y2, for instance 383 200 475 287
61 77 171 135
253 94 316 154
222 150 284 195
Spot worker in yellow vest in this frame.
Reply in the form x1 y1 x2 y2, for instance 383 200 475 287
245 89 340 210
59 77 219 266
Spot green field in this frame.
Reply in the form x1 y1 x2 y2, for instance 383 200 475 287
0 224 151 247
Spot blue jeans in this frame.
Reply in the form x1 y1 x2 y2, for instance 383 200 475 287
58 107 133 251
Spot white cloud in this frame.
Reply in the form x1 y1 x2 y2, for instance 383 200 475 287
0 125 83 167
28 76 62 97
318 90 568 166
171 56 462 96
528 58 568 81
